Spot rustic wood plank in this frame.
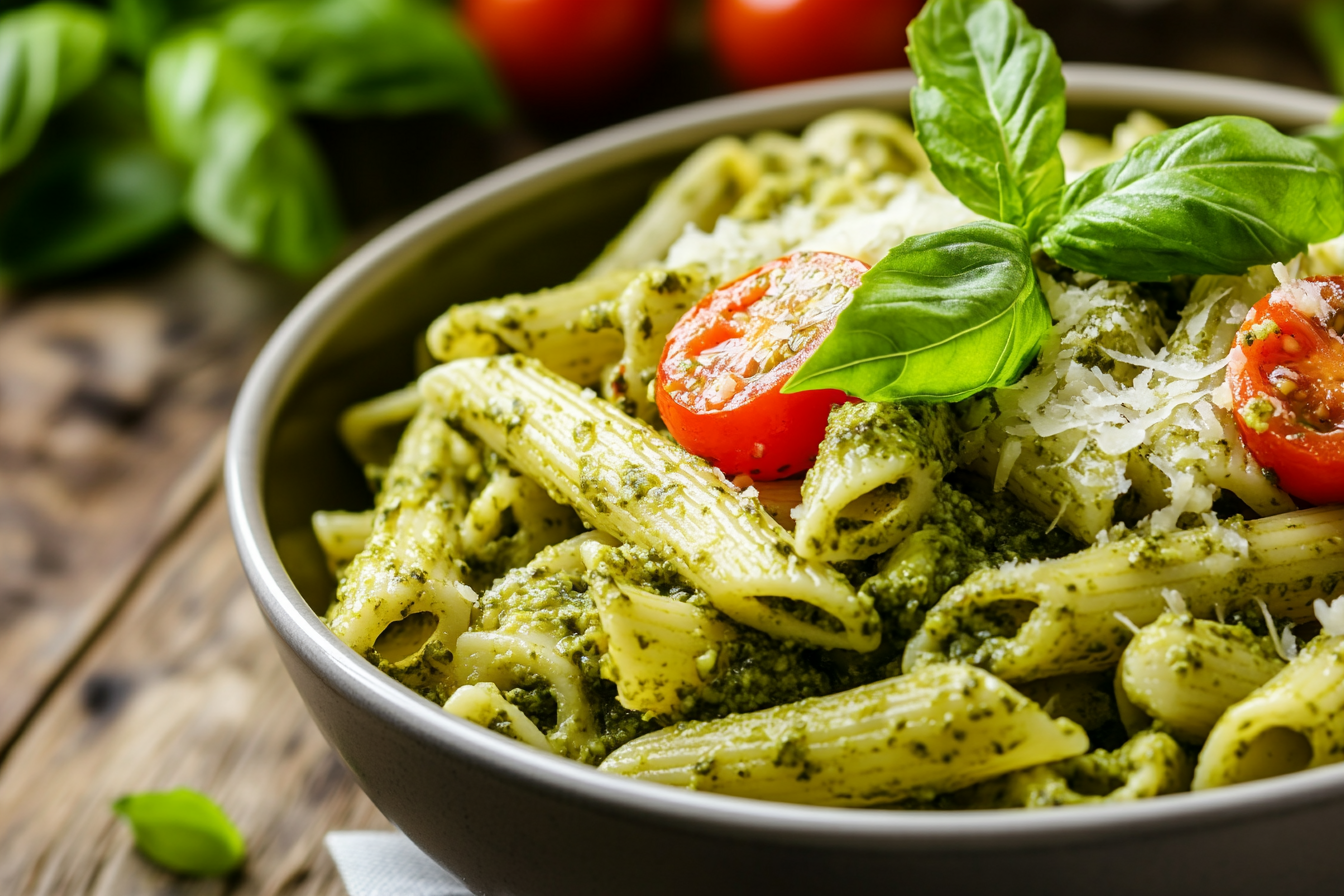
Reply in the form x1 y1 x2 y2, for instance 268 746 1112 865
0 247 297 752
0 489 392 895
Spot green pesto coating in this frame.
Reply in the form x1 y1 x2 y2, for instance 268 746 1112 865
594 544 837 720
936 730 1192 809
833 478 1081 688
472 563 658 760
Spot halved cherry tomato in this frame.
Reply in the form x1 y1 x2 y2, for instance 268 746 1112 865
655 251 865 480
1227 275 1344 503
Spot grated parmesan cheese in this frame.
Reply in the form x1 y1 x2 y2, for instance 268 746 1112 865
1315 597 1344 637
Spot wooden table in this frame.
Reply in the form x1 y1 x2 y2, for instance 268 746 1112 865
0 2 1334 891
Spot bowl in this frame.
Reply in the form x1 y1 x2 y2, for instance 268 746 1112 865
226 66 1344 896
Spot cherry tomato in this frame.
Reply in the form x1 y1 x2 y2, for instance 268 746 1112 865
461 0 670 108
655 251 865 480
1227 275 1344 504
707 0 919 90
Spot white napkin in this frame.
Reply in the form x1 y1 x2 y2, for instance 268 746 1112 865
325 830 476 896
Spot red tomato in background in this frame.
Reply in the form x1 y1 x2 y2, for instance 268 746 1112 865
708 0 920 90
1227 275 1344 504
462 0 670 108
656 251 866 480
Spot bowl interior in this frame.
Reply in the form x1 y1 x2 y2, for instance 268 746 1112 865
265 68 1342 613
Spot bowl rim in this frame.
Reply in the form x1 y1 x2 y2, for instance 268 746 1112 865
226 64 1344 851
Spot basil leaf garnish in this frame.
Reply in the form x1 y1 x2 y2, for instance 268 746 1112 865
1041 116 1344 282
783 221 1049 402
908 0 1066 239
0 139 182 283
113 788 247 877
220 0 506 120
146 30 342 275
0 3 109 174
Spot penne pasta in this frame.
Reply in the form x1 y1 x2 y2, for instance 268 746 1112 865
599 663 1088 807
420 355 880 652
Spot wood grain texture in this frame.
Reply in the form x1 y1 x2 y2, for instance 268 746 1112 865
0 490 392 895
0 247 296 751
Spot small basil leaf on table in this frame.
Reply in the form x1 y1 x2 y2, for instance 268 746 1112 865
147 29 342 274
0 2 109 174
0 139 183 283
907 0 1066 239
220 0 506 119
112 788 246 877
783 220 1050 403
1041 116 1344 282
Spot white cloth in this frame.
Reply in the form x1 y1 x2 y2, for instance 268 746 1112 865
325 830 476 896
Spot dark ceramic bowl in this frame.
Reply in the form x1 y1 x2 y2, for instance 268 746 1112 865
226 67 1344 896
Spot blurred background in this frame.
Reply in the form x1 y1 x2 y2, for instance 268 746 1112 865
5 0 1344 892
0 0 1339 293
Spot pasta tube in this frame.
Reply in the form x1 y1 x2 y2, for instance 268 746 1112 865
1119 613 1284 742
444 682 551 751
1194 633 1344 789
794 402 955 562
325 407 475 701
420 355 879 652
599 664 1088 807
582 542 735 717
338 384 422 467
904 507 1344 682
311 509 374 579
598 267 711 422
947 730 1190 808
425 269 635 386
584 136 761 278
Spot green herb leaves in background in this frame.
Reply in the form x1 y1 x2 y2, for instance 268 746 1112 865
147 29 341 275
1042 116 1344 282
785 221 1049 402
221 0 506 119
907 0 1066 240
0 3 109 174
113 788 246 877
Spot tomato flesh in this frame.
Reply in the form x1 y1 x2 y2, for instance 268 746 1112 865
1227 275 1344 503
655 251 865 480
708 0 918 90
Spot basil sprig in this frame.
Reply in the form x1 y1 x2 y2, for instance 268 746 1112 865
0 3 109 175
1041 116 1344 282
786 221 1048 402
147 29 342 275
787 0 1344 404
221 0 506 120
113 788 247 877
908 0 1065 240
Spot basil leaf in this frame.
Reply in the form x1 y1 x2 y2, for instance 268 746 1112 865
147 29 342 274
113 788 246 877
110 0 235 62
783 221 1050 402
0 3 109 174
1041 116 1344 282
0 139 183 283
221 0 506 119
908 0 1066 238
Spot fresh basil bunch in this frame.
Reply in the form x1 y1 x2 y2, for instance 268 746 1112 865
789 0 1344 404
0 0 504 284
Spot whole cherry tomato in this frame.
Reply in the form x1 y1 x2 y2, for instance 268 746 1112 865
1227 275 1344 504
708 0 920 90
655 251 865 480
461 0 670 108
